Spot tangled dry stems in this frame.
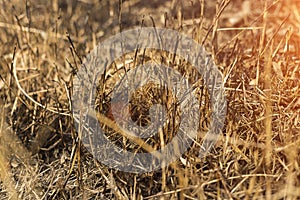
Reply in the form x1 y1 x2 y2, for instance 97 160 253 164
0 0 299 199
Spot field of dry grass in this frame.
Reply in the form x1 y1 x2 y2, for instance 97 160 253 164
0 0 300 199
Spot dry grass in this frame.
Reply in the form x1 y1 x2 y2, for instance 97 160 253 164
0 0 300 199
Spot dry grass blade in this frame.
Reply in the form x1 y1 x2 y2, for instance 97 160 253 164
0 100 31 200
0 0 300 199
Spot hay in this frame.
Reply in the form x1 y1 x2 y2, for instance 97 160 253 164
0 0 299 199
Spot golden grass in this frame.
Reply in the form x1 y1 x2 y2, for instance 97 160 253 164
0 0 299 199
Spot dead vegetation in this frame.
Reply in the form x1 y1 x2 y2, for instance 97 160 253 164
0 0 300 199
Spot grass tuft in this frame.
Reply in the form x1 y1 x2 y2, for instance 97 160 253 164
0 0 299 199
